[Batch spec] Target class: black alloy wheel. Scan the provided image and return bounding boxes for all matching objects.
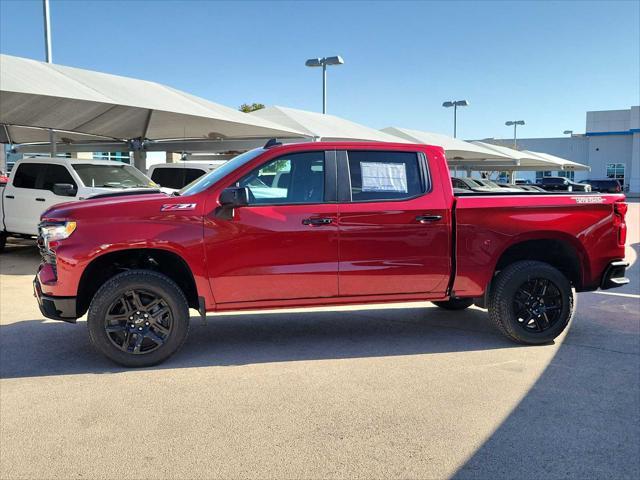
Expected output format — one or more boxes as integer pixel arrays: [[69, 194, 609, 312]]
[[512, 278, 563, 333], [104, 289, 174, 354]]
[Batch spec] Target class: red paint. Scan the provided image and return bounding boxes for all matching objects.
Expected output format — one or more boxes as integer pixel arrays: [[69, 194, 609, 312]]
[[37, 142, 627, 317]]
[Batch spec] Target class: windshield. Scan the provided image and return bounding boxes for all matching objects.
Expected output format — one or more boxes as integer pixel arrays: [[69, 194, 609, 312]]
[[179, 148, 265, 196], [73, 164, 156, 189]]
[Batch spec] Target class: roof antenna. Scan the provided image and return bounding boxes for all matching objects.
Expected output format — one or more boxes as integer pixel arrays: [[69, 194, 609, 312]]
[[264, 138, 282, 149]]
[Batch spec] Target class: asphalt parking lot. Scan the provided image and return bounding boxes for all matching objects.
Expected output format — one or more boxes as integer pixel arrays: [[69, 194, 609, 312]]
[[1, 203, 638, 479]]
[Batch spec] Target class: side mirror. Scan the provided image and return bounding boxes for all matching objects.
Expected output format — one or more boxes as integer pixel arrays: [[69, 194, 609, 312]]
[[219, 187, 249, 208], [53, 183, 77, 197]]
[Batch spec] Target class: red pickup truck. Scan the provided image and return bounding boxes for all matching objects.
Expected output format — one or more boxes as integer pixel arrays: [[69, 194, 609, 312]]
[[34, 141, 629, 367]]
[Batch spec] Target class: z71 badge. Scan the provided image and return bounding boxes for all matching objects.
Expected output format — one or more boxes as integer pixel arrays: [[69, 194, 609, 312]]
[[161, 203, 197, 211]]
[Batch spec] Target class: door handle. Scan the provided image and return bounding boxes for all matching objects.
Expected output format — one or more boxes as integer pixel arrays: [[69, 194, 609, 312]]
[[302, 217, 333, 226], [416, 214, 442, 223], [5, 195, 14, 199], [36, 198, 46, 202]]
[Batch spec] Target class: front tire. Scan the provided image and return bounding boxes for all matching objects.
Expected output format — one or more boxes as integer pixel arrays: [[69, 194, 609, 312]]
[[488, 260, 574, 344], [87, 270, 190, 367]]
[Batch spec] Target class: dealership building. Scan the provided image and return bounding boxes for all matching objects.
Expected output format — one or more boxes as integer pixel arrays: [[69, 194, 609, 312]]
[[484, 106, 639, 195]]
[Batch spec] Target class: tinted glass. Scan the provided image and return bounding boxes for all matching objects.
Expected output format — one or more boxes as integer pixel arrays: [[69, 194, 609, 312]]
[[180, 148, 265, 196], [42, 165, 77, 192], [12, 163, 41, 189], [543, 178, 565, 184], [73, 164, 153, 188], [151, 168, 207, 189], [184, 168, 206, 185], [348, 151, 424, 201], [238, 152, 325, 205]]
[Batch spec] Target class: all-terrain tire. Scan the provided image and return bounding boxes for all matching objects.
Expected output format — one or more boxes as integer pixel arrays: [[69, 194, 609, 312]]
[[432, 298, 474, 310], [488, 260, 574, 344], [87, 270, 190, 367]]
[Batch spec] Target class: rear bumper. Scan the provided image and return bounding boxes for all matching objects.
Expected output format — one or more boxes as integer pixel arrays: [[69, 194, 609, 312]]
[[33, 276, 77, 323], [600, 260, 630, 290]]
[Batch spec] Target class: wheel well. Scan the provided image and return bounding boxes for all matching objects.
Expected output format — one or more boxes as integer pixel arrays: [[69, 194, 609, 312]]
[[494, 239, 582, 288], [77, 249, 199, 317]]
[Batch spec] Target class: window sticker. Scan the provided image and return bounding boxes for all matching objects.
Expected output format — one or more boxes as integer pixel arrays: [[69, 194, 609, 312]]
[[360, 161, 408, 193]]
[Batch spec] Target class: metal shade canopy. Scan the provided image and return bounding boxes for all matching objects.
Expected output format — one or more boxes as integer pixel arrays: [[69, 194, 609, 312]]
[[469, 142, 589, 171], [381, 127, 512, 161], [250, 106, 408, 143], [0, 54, 307, 144]]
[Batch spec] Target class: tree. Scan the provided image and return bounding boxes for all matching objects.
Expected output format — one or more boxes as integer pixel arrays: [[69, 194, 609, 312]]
[[239, 103, 265, 113]]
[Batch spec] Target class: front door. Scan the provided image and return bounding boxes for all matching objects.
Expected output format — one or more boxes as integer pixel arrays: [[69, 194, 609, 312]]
[[336, 149, 451, 297], [205, 150, 339, 305], [4, 163, 78, 235]]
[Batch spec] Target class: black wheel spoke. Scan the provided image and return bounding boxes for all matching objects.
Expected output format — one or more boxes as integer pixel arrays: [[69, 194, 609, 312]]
[[129, 290, 145, 311], [145, 330, 165, 346], [121, 331, 132, 352], [105, 324, 127, 333], [132, 334, 145, 353]]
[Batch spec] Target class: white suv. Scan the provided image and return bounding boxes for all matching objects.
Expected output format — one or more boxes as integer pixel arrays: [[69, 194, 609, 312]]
[[1, 157, 159, 241]]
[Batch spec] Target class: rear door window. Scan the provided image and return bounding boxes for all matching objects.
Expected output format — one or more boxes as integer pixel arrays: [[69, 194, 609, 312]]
[[346, 151, 426, 201], [11, 163, 42, 189]]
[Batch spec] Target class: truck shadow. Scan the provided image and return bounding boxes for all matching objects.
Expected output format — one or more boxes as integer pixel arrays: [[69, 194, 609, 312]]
[[0, 306, 517, 379]]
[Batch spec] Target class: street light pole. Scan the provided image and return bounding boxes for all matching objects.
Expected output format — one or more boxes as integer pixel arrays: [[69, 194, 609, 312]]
[[42, 0, 56, 157], [305, 56, 344, 114], [442, 100, 469, 138], [322, 63, 327, 114], [505, 120, 525, 148], [43, 0, 52, 63]]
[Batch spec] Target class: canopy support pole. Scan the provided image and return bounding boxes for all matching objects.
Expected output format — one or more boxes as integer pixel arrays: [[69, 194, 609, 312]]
[[132, 150, 147, 172], [49, 129, 57, 157]]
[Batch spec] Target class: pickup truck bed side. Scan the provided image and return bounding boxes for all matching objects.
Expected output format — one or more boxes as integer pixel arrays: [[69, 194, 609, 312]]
[[454, 194, 627, 297]]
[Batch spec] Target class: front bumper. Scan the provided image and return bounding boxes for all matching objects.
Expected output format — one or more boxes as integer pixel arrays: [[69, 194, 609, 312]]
[[600, 260, 630, 290], [33, 276, 77, 323]]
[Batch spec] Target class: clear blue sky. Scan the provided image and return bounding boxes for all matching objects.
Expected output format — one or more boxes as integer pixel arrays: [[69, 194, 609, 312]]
[[1, 0, 638, 139]]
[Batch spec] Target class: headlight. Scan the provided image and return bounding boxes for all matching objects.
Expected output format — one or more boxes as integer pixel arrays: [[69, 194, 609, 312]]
[[40, 221, 76, 249]]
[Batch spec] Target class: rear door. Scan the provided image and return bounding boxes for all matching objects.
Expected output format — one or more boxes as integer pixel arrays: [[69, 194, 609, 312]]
[[206, 150, 339, 304], [336, 149, 451, 297]]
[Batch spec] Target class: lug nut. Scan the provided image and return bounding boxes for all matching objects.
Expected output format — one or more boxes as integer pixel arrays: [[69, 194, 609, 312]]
[[145, 322, 149, 326], [138, 327, 143, 331]]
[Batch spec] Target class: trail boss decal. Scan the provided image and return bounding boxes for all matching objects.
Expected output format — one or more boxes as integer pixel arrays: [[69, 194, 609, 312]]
[[161, 203, 197, 211], [572, 196, 605, 204]]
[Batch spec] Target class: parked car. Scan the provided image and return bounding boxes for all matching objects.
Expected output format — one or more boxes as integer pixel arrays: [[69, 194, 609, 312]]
[[147, 161, 224, 189], [539, 176, 592, 192], [1, 157, 160, 245], [515, 179, 533, 185], [34, 141, 629, 367], [475, 180, 523, 192], [519, 185, 548, 192], [451, 177, 494, 192], [0, 170, 8, 186], [580, 179, 622, 193]]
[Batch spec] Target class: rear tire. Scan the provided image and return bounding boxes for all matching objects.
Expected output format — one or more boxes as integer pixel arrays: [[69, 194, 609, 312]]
[[488, 260, 574, 344], [0, 232, 7, 253], [87, 270, 190, 367], [432, 298, 474, 310]]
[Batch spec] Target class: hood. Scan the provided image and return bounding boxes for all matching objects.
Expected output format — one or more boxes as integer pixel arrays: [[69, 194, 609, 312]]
[[41, 191, 171, 222]]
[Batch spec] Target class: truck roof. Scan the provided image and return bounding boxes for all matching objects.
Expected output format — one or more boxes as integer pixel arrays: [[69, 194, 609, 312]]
[[14, 156, 135, 167]]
